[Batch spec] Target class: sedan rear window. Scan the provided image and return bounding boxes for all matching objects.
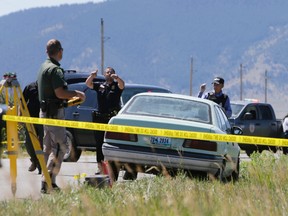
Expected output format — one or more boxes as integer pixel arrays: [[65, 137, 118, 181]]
[[121, 87, 171, 105], [123, 95, 210, 123]]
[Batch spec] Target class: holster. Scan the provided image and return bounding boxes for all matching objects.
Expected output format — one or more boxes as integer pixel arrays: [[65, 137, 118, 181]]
[[41, 99, 66, 118], [47, 102, 59, 118], [40, 100, 47, 112]]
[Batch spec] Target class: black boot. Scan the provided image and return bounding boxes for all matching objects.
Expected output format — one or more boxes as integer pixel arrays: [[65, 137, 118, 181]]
[[41, 182, 61, 194], [37, 163, 42, 175], [28, 159, 37, 172], [40, 181, 48, 194], [52, 183, 61, 191]]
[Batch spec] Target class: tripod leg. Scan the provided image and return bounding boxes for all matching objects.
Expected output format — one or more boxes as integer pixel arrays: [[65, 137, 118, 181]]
[[6, 105, 18, 196]]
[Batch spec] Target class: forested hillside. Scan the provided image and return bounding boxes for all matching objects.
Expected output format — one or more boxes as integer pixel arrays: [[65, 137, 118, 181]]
[[1, 0, 288, 116]]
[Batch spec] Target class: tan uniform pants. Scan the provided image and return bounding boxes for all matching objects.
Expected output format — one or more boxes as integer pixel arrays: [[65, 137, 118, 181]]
[[40, 108, 67, 184]]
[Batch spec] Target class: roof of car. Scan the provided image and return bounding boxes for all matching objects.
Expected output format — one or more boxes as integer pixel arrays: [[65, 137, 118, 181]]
[[64, 70, 105, 84]]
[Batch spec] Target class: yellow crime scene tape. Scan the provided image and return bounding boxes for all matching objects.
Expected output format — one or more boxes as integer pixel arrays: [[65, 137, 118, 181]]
[[3, 114, 288, 147]]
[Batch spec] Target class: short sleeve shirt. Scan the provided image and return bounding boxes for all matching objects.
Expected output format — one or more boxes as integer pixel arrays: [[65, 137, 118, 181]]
[[93, 81, 123, 114], [37, 58, 67, 102], [283, 117, 288, 132]]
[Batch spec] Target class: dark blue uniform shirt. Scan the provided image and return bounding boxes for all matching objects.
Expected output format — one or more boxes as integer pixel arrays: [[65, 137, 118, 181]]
[[93, 81, 123, 114]]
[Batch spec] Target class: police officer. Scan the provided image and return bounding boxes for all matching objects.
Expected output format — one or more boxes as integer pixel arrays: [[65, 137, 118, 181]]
[[198, 77, 232, 118], [282, 114, 288, 154], [85, 67, 124, 174], [37, 39, 85, 193], [22, 81, 43, 174]]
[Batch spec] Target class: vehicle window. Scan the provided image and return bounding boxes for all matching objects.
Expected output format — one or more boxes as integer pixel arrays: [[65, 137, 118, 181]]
[[215, 105, 230, 132], [123, 95, 211, 123], [68, 85, 97, 108], [259, 105, 273, 120], [121, 87, 171, 105], [241, 105, 257, 120], [230, 103, 245, 117], [220, 108, 232, 130]]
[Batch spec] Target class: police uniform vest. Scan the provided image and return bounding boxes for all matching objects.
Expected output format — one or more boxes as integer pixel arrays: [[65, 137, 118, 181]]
[[207, 92, 227, 108]]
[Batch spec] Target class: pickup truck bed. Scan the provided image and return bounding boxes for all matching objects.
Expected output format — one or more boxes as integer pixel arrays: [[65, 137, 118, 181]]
[[229, 101, 284, 156]]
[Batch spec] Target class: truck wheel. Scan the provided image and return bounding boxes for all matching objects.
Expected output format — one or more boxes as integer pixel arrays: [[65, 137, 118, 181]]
[[63, 130, 82, 162]]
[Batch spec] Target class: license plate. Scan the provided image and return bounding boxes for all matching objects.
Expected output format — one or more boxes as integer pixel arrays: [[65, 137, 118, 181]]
[[150, 136, 171, 145]]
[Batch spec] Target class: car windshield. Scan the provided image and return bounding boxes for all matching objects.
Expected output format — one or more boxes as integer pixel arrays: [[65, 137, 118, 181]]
[[123, 95, 210, 123], [230, 103, 245, 117]]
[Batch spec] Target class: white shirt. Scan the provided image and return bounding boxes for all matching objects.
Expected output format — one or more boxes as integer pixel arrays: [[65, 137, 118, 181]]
[[283, 117, 288, 132]]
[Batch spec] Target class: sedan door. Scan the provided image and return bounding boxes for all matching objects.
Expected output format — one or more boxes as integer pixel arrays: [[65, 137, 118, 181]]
[[236, 104, 263, 137]]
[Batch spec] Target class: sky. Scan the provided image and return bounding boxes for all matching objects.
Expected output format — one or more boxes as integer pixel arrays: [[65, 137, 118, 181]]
[[0, 0, 106, 17]]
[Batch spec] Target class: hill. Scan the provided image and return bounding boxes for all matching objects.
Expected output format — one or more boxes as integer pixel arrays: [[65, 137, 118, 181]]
[[0, 0, 288, 117]]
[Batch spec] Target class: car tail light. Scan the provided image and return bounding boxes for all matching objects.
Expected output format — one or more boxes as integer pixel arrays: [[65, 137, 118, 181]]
[[105, 132, 138, 142], [183, 139, 217, 151]]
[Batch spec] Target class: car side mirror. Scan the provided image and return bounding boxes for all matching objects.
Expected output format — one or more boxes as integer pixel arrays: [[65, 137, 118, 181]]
[[231, 126, 243, 135], [243, 112, 253, 120]]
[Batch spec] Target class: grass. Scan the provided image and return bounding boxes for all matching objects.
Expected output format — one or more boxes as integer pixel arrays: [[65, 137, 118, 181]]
[[1, 151, 288, 216]]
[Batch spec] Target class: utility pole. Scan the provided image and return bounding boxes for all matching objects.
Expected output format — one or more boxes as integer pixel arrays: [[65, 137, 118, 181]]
[[240, 63, 243, 101], [265, 70, 268, 103], [101, 18, 104, 75], [190, 57, 193, 96]]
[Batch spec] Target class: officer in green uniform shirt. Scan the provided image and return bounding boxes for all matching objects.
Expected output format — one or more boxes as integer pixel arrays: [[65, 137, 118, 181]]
[[37, 39, 85, 194]]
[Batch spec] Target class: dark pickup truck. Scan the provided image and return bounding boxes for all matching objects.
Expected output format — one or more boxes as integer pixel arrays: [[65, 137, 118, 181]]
[[229, 101, 284, 156]]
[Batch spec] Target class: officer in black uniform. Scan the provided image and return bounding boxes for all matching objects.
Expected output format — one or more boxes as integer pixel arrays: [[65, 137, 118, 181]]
[[85, 67, 125, 174], [197, 77, 232, 118], [22, 81, 43, 174]]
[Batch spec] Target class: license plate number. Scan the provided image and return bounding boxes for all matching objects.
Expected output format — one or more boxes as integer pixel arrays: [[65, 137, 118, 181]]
[[150, 137, 171, 145]]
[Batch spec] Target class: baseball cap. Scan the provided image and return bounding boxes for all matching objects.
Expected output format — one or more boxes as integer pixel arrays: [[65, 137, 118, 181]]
[[212, 77, 224, 85]]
